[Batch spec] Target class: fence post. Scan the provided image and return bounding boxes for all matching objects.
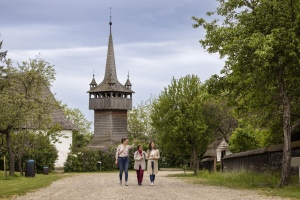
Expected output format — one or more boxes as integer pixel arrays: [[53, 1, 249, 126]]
[[213, 157, 217, 172]]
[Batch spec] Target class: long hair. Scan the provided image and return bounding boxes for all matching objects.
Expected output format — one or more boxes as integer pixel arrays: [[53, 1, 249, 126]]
[[148, 141, 155, 151], [121, 138, 127, 144]]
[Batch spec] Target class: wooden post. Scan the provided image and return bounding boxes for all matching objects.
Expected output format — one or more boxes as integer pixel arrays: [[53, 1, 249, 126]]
[[298, 166, 300, 183], [4, 156, 7, 179], [213, 157, 217, 172]]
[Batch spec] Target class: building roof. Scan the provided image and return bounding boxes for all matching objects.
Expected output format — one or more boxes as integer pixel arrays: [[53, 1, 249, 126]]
[[44, 86, 76, 130], [217, 140, 229, 150], [24, 86, 76, 130], [223, 140, 300, 159], [89, 75, 97, 86], [203, 140, 222, 158], [87, 30, 134, 94]]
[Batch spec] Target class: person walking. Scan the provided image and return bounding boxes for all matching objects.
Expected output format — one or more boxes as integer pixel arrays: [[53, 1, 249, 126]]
[[146, 141, 160, 186], [134, 144, 146, 186], [115, 138, 135, 186]]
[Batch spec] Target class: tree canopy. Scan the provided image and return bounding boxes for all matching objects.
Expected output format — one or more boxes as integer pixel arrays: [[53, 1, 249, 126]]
[[193, 0, 300, 186], [151, 75, 216, 175], [127, 97, 156, 144], [0, 58, 57, 175]]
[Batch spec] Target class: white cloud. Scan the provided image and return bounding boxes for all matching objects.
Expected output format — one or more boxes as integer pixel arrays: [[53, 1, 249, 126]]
[[1, 0, 225, 124]]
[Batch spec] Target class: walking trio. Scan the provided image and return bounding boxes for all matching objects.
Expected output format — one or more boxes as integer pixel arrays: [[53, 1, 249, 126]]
[[115, 138, 160, 186]]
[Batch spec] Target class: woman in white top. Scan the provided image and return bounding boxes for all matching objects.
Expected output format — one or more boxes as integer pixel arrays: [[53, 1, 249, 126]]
[[146, 141, 160, 186], [115, 138, 135, 186]]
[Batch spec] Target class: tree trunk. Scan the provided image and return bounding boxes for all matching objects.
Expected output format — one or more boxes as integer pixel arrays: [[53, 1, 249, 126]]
[[279, 68, 291, 187], [18, 157, 23, 176], [5, 131, 15, 176], [193, 147, 198, 175]]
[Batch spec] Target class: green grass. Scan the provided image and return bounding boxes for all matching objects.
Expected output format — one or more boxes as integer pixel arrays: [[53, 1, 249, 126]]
[[168, 170, 300, 199], [0, 171, 76, 199]]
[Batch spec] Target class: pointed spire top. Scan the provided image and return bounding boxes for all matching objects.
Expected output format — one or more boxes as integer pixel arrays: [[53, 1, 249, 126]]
[[125, 71, 132, 88], [109, 7, 112, 34], [89, 70, 97, 88]]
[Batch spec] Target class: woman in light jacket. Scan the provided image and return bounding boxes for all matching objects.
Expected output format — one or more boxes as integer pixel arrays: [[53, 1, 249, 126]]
[[146, 141, 160, 186], [134, 144, 146, 186]]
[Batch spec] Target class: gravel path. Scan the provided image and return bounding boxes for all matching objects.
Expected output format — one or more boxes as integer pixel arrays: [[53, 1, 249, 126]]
[[13, 171, 292, 200]]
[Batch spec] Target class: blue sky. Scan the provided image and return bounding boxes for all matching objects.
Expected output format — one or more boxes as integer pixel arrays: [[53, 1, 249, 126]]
[[0, 0, 224, 124]]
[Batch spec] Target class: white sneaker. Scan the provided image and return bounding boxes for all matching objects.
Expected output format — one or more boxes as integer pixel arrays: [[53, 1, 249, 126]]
[[151, 182, 153, 186], [125, 182, 128, 186]]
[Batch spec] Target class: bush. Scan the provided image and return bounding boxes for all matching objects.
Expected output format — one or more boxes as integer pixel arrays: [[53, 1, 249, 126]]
[[64, 146, 118, 172]]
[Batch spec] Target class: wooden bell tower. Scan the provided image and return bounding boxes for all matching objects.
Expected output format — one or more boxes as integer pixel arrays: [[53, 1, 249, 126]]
[[87, 14, 134, 148]]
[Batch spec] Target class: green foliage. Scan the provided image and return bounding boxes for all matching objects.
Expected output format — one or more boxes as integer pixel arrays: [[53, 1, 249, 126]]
[[64, 147, 118, 172], [172, 170, 300, 198], [0, 39, 7, 62], [62, 105, 93, 150], [228, 125, 260, 153], [127, 96, 156, 143], [0, 58, 57, 131], [1, 131, 58, 173], [71, 130, 92, 149], [0, 57, 58, 175], [62, 105, 93, 136], [193, 0, 300, 186], [151, 75, 216, 174]]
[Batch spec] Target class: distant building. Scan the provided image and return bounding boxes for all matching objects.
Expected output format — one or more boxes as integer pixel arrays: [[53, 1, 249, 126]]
[[20, 86, 75, 169], [202, 139, 231, 171], [43, 87, 76, 168], [87, 18, 134, 148]]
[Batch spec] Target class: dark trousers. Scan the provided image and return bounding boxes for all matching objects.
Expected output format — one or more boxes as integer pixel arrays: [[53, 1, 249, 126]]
[[136, 165, 144, 184], [150, 161, 155, 182], [118, 157, 129, 182]]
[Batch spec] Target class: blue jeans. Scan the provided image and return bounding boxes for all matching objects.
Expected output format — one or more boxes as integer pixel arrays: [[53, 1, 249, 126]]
[[150, 174, 155, 182], [150, 161, 155, 182], [118, 157, 129, 182]]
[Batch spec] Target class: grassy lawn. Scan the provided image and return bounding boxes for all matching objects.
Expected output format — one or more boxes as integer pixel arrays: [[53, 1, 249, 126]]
[[169, 170, 300, 199], [0, 171, 76, 199]]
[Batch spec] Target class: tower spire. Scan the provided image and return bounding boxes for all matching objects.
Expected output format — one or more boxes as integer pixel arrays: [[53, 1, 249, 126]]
[[109, 7, 112, 35]]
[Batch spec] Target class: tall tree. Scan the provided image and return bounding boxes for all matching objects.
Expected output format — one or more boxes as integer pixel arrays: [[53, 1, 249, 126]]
[[151, 75, 214, 175], [193, 0, 300, 186], [127, 97, 156, 143], [0, 58, 57, 175]]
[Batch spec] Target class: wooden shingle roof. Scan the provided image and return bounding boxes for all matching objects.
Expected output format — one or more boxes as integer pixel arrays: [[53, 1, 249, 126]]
[[44, 86, 76, 130], [87, 33, 134, 94], [223, 140, 300, 159]]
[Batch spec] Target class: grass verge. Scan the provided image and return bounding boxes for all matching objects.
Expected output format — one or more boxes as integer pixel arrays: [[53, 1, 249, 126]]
[[0, 171, 76, 199], [168, 170, 300, 199]]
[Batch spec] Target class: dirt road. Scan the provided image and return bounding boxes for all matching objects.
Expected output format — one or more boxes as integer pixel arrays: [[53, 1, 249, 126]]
[[13, 171, 292, 200]]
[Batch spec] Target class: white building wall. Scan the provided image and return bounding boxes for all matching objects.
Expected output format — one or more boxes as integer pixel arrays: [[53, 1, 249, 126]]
[[53, 130, 72, 168]]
